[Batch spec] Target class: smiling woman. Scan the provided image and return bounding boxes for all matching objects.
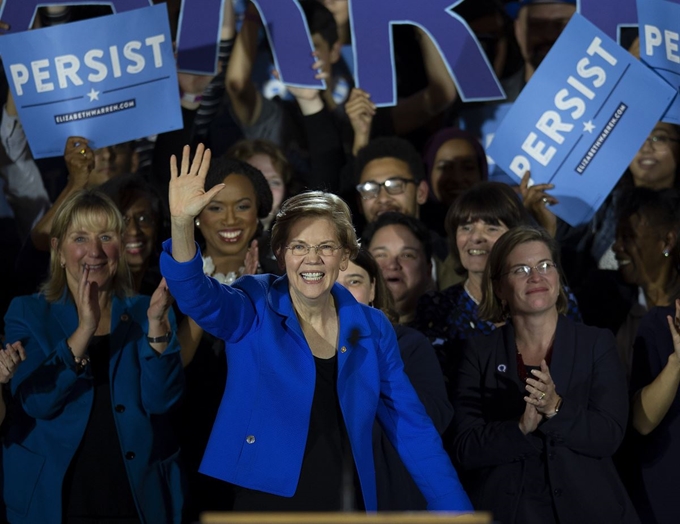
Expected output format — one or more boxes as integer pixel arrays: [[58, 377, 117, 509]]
[[3, 189, 184, 524], [161, 144, 473, 513], [451, 226, 639, 524]]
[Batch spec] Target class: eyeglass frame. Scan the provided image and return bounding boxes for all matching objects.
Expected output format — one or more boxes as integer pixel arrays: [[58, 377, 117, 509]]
[[284, 243, 344, 257], [123, 213, 156, 229], [500, 260, 558, 279], [644, 133, 680, 150], [355, 177, 417, 200]]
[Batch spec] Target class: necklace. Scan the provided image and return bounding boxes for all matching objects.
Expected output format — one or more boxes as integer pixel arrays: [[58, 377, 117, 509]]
[[202, 255, 244, 286], [464, 279, 480, 305]]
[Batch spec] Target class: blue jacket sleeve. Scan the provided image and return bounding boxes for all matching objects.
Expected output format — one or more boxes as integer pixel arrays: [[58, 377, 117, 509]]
[[5, 297, 81, 420], [374, 316, 472, 511], [160, 239, 257, 341], [137, 305, 185, 414]]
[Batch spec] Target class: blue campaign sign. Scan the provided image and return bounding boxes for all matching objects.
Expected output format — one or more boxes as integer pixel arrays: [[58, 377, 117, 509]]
[[577, 0, 637, 42], [350, 0, 504, 107], [487, 13, 677, 227], [637, 0, 680, 125], [0, 4, 182, 159]]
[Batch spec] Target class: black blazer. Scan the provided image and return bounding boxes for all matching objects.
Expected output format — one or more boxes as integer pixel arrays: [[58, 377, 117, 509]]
[[451, 315, 639, 524]]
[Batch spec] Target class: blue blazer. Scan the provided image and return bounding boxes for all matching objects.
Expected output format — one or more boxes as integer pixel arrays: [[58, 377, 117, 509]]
[[160, 242, 471, 512], [2, 293, 185, 524]]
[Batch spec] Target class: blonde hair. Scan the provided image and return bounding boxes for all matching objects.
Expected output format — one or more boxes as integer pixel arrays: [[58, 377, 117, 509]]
[[41, 189, 133, 302], [271, 191, 359, 264], [478, 226, 568, 323]]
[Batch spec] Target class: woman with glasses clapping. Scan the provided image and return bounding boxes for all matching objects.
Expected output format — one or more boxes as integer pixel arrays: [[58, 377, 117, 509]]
[[450, 226, 640, 524]]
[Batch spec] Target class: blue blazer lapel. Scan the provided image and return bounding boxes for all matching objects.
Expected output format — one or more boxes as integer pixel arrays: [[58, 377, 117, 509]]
[[109, 296, 133, 378], [52, 297, 79, 343]]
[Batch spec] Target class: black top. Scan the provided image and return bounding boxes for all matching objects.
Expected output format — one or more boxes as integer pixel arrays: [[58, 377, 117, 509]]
[[233, 354, 361, 511], [62, 335, 138, 520]]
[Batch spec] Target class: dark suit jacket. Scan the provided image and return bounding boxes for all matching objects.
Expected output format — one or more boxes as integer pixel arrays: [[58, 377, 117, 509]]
[[451, 315, 640, 524]]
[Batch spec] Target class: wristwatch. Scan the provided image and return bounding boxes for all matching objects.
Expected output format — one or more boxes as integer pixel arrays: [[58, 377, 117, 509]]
[[147, 331, 172, 344]]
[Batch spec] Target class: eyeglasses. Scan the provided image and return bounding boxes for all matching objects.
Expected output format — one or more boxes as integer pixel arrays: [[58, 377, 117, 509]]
[[285, 243, 343, 257], [502, 261, 558, 278], [123, 213, 155, 229], [356, 177, 416, 200], [645, 133, 680, 150]]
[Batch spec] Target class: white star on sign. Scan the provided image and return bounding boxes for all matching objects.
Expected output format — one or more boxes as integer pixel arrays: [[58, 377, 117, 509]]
[[583, 120, 595, 133], [87, 89, 100, 102]]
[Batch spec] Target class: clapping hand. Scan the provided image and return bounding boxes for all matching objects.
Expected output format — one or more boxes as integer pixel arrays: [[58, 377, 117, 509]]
[[666, 298, 680, 358], [169, 144, 224, 224], [244, 240, 260, 275], [148, 278, 174, 323], [75, 266, 101, 334], [0, 342, 26, 384], [525, 360, 560, 417]]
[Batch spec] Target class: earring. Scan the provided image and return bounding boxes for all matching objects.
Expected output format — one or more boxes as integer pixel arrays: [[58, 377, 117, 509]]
[[60, 262, 65, 269], [664, 249, 670, 257], [195, 218, 200, 227]]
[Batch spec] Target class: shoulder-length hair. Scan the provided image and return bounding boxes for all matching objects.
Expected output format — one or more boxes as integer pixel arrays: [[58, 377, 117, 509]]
[[478, 226, 568, 323], [41, 189, 133, 302], [271, 191, 360, 265]]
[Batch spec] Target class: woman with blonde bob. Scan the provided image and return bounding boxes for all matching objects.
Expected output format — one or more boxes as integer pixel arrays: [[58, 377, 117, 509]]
[[3, 189, 185, 524], [451, 226, 639, 524], [161, 144, 472, 512]]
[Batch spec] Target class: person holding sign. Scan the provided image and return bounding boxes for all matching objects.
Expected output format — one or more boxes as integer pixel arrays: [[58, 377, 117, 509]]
[[161, 144, 473, 512], [451, 226, 639, 524]]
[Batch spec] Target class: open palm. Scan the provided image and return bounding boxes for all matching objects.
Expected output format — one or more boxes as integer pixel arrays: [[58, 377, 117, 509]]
[[169, 144, 224, 221]]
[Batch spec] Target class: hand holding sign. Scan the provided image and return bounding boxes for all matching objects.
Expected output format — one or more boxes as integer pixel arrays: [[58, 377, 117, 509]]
[[519, 171, 558, 237], [64, 136, 95, 187]]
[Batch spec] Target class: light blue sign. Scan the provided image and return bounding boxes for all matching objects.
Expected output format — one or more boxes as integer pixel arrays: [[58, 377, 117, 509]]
[[458, 103, 516, 185], [638, 0, 680, 125], [0, 4, 182, 159], [487, 13, 677, 227]]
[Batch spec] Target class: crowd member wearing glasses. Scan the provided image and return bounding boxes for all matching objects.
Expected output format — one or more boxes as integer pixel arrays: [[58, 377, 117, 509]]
[[98, 174, 167, 295], [161, 145, 473, 512], [413, 183, 581, 396], [355, 136, 454, 289], [451, 226, 639, 524], [523, 122, 680, 285]]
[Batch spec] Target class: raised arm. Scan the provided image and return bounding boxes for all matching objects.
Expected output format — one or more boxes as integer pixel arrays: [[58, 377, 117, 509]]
[[168, 144, 223, 262], [225, 2, 263, 127], [390, 28, 458, 136], [633, 300, 680, 435]]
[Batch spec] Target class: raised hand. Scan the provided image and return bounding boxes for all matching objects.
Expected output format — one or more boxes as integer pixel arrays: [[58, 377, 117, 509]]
[[519, 171, 558, 237], [244, 239, 260, 275], [169, 144, 223, 223], [666, 299, 680, 360], [0, 342, 27, 384], [64, 136, 95, 188], [73, 266, 101, 338], [148, 278, 174, 323], [345, 88, 376, 156], [525, 359, 560, 417]]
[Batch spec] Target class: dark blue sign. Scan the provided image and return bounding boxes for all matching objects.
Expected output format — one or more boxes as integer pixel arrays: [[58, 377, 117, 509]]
[[0, 4, 182, 158]]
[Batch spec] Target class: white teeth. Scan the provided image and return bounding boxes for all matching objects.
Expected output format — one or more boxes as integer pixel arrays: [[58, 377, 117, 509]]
[[468, 249, 488, 256], [640, 159, 656, 166], [301, 272, 323, 281], [218, 231, 241, 239], [84, 264, 104, 270], [618, 259, 631, 266], [126, 242, 143, 249]]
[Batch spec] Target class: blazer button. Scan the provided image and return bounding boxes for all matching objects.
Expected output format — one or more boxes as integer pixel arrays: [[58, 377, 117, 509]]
[[115, 404, 126, 413], [340, 346, 347, 353], [548, 452, 555, 460], [120, 314, 130, 322], [246, 435, 256, 444], [125, 451, 136, 460], [553, 488, 562, 496]]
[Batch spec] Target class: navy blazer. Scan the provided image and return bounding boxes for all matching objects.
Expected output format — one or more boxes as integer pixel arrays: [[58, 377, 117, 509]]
[[160, 242, 472, 512], [451, 315, 639, 524], [2, 293, 185, 524]]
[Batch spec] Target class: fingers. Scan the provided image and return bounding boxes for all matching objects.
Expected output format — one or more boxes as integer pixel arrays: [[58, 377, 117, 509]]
[[180, 144, 191, 177], [170, 154, 178, 180], [197, 146, 211, 179]]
